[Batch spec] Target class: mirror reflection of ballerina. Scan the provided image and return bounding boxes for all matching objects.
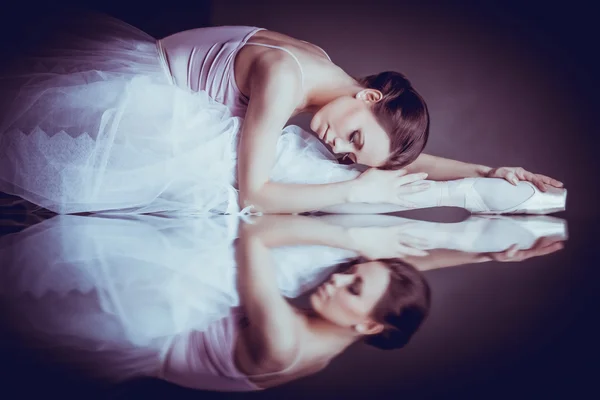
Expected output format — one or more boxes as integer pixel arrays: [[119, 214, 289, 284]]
[[0, 213, 565, 392], [165, 213, 566, 390], [0, 214, 429, 391]]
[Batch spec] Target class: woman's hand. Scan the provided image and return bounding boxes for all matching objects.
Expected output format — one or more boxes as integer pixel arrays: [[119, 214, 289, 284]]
[[350, 168, 430, 207], [485, 167, 563, 192], [348, 224, 430, 260], [479, 236, 564, 263]]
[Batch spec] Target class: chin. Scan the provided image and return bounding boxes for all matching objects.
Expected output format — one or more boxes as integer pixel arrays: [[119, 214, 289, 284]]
[[309, 115, 319, 133], [310, 108, 327, 132]]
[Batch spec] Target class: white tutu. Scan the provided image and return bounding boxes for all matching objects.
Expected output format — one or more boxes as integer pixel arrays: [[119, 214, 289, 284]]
[[0, 13, 360, 215]]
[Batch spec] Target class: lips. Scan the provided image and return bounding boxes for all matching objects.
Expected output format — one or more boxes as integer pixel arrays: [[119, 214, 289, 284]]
[[319, 282, 335, 299]]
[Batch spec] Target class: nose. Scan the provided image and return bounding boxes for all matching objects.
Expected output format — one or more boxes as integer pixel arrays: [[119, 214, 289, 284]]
[[331, 138, 352, 155]]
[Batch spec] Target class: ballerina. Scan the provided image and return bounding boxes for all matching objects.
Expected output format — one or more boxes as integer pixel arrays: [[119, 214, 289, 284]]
[[0, 12, 565, 215]]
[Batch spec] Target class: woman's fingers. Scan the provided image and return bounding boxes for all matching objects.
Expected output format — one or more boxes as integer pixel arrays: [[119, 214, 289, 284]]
[[492, 239, 564, 262], [395, 173, 429, 196], [541, 175, 563, 187], [531, 242, 564, 257], [397, 234, 430, 248], [397, 183, 431, 195], [532, 177, 548, 192], [510, 168, 563, 191], [534, 174, 563, 189], [505, 244, 520, 258], [396, 172, 428, 185], [519, 170, 547, 192], [395, 169, 409, 177], [505, 171, 519, 186], [397, 245, 429, 257]]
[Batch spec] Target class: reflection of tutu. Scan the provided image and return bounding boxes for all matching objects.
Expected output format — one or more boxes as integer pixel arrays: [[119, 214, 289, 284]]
[[0, 13, 361, 215], [0, 214, 355, 382]]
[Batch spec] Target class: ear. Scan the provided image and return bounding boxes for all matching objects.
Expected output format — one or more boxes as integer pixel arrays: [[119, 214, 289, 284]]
[[355, 89, 383, 104], [354, 320, 385, 335]]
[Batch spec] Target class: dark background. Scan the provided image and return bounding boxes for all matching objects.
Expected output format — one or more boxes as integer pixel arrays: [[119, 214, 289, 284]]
[[1, 1, 598, 399]]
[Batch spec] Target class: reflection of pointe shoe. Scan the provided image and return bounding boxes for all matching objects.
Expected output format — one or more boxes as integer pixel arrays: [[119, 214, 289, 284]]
[[467, 215, 568, 252], [408, 214, 568, 253], [392, 214, 568, 253], [459, 179, 567, 215]]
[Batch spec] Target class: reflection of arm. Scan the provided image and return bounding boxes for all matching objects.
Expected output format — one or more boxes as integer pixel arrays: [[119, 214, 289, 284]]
[[403, 249, 488, 272], [235, 221, 300, 370], [235, 215, 367, 370], [318, 202, 410, 214], [244, 215, 358, 250], [405, 237, 566, 271]]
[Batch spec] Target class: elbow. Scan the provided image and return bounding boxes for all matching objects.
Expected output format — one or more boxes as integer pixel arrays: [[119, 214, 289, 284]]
[[238, 185, 270, 214]]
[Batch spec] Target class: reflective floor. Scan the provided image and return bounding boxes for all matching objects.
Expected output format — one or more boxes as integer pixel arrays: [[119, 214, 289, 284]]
[[1, 195, 598, 399]]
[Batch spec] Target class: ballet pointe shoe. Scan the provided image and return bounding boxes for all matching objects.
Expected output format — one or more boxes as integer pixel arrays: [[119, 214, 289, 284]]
[[458, 179, 567, 215]]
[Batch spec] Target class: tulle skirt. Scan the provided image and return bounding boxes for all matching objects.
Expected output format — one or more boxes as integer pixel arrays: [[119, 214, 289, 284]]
[[0, 13, 360, 215]]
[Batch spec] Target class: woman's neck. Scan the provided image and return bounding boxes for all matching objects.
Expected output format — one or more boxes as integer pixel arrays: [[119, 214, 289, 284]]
[[301, 66, 363, 113], [298, 310, 360, 361]]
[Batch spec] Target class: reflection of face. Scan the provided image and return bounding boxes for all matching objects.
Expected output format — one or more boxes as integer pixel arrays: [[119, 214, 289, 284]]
[[310, 93, 391, 167], [309, 261, 391, 329]]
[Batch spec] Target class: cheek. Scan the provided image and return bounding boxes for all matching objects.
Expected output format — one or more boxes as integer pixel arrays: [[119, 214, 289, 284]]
[[327, 293, 364, 324], [312, 290, 364, 326], [331, 110, 357, 140]]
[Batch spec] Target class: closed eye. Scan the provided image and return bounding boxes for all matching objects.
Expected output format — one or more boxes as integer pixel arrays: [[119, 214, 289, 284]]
[[350, 130, 359, 144], [347, 276, 362, 296]]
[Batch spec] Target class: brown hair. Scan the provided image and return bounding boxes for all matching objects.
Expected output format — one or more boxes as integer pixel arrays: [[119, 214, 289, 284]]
[[335, 257, 431, 350], [357, 71, 430, 169]]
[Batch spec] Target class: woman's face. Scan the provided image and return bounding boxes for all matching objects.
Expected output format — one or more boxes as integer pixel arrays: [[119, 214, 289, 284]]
[[310, 91, 391, 167], [310, 261, 390, 331]]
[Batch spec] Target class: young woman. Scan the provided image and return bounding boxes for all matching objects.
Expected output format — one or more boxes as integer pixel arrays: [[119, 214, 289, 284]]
[[0, 12, 565, 215]]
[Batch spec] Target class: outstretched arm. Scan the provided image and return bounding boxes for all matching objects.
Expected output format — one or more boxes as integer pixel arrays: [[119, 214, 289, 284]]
[[406, 153, 563, 191], [405, 153, 490, 180]]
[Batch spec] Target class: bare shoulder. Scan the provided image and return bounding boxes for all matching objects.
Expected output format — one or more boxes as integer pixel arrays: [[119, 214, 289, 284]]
[[234, 316, 302, 376], [235, 43, 303, 101]]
